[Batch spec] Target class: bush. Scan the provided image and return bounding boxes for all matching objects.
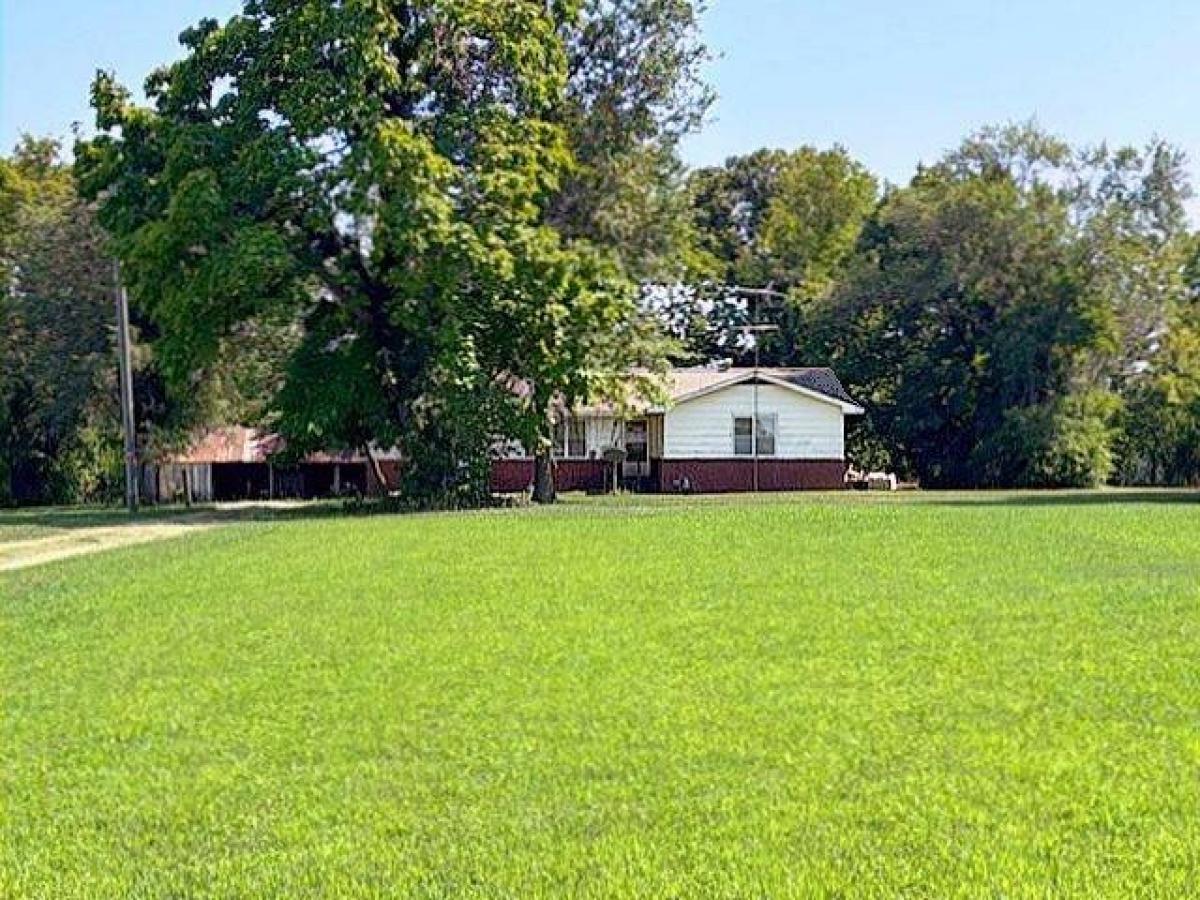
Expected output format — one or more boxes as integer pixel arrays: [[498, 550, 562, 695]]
[[51, 422, 124, 505], [1113, 325, 1200, 486], [973, 391, 1118, 488]]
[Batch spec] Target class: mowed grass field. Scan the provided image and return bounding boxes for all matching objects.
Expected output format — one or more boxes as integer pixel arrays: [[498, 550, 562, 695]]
[[3, 493, 1200, 897]]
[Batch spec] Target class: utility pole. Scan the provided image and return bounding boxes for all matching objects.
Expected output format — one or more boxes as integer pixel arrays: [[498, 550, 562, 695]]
[[114, 261, 139, 513], [743, 322, 777, 492], [733, 284, 785, 493]]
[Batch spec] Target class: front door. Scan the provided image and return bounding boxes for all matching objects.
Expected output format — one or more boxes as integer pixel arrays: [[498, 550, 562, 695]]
[[623, 419, 649, 479]]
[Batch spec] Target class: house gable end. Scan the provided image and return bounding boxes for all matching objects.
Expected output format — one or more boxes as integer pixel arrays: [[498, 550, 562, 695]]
[[664, 372, 864, 415]]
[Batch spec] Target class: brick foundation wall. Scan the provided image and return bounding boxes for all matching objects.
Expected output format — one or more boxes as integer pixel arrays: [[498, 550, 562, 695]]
[[658, 459, 847, 493], [457, 458, 846, 495], [490, 459, 534, 493], [490, 459, 611, 493]]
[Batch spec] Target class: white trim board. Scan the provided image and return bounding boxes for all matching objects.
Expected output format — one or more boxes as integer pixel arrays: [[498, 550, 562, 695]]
[[659, 371, 865, 416]]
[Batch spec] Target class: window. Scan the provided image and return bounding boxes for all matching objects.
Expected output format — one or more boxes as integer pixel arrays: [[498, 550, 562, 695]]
[[733, 415, 777, 456], [553, 414, 588, 459], [552, 417, 567, 458], [734, 417, 753, 455], [568, 417, 586, 458], [625, 420, 649, 463], [756, 414, 777, 456]]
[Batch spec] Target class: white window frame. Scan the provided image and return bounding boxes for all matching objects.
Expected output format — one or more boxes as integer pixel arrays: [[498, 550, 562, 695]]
[[625, 419, 649, 464], [568, 416, 587, 459], [733, 416, 754, 456], [553, 414, 589, 460], [756, 413, 778, 457], [732, 414, 777, 456]]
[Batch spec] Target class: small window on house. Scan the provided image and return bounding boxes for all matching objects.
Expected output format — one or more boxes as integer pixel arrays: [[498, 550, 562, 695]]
[[552, 414, 587, 458], [568, 417, 586, 458], [552, 417, 568, 458], [734, 415, 777, 455], [757, 414, 777, 456], [625, 419, 649, 463], [734, 417, 754, 455]]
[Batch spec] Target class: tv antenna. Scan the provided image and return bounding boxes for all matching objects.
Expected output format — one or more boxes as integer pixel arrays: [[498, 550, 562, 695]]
[[731, 284, 787, 491]]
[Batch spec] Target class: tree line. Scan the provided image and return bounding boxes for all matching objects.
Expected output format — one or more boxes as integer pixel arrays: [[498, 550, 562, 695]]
[[2, 0, 1198, 505], [673, 129, 1200, 488]]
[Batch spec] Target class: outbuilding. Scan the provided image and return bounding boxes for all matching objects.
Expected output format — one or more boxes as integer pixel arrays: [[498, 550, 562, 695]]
[[143, 427, 396, 503]]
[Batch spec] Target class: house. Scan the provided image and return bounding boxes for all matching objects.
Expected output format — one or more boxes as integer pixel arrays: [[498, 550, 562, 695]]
[[493, 367, 865, 493], [150, 366, 862, 502]]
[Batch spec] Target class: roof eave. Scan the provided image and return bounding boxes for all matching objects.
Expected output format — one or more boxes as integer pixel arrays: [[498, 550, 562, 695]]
[[670, 371, 864, 414]]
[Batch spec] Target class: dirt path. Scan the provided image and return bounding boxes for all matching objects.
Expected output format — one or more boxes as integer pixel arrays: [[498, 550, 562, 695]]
[[0, 521, 216, 573]]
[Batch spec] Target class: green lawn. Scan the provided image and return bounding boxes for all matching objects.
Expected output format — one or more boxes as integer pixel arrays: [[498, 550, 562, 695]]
[[4, 492, 1200, 897]]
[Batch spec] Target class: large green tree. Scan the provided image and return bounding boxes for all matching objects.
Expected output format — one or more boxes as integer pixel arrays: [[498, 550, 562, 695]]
[[1074, 140, 1194, 382], [1117, 316, 1200, 485], [809, 126, 1120, 487], [682, 146, 877, 364], [1115, 230, 1200, 485], [1070, 141, 1198, 484], [553, 0, 711, 282], [537, 0, 712, 497], [0, 151, 18, 498], [0, 138, 124, 504], [799, 124, 1200, 488], [79, 0, 690, 506]]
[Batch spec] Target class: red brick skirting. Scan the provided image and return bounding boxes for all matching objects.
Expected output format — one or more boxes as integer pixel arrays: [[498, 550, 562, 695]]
[[658, 459, 847, 493], [490, 459, 610, 493], [493, 459, 843, 494], [491, 459, 534, 493]]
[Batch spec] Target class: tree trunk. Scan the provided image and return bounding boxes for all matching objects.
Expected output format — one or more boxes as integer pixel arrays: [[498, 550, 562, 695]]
[[532, 449, 556, 504], [366, 446, 389, 498]]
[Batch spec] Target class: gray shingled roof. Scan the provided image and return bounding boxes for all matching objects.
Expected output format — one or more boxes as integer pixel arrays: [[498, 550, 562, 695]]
[[669, 367, 859, 407], [768, 368, 858, 406]]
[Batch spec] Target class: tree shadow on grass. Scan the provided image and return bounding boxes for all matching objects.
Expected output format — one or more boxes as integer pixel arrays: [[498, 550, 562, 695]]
[[0, 494, 530, 536], [919, 489, 1200, 509], [0, 500, 358, 534]]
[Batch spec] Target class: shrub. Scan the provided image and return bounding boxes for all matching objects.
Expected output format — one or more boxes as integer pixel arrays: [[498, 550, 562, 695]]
[[973, 391, 1119, 488]]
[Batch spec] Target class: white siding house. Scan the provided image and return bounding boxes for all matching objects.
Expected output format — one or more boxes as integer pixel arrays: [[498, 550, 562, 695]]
[[492, 367, 864, 493], [662, 383, 847, 460]]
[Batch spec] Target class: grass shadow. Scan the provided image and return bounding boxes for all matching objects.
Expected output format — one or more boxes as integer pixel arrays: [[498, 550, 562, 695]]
[[0, 500, 358, 535], [0, 493, 536, 538], [919, 489, 1200, 509], [5, 489, 1198, 536]]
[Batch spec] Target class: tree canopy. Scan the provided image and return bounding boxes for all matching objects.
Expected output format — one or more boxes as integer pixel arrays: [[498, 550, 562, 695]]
[[797, 126, 1195, 487], [680, 124, 1200, 488], [1, 139, 123, 503], [4, 8, 1197, 504], [78, 0, 707, 505], [678, 146, 877, 365]]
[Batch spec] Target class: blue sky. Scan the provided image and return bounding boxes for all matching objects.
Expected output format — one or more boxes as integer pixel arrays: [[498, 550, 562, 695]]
[[3, 0, 1199, 213]]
